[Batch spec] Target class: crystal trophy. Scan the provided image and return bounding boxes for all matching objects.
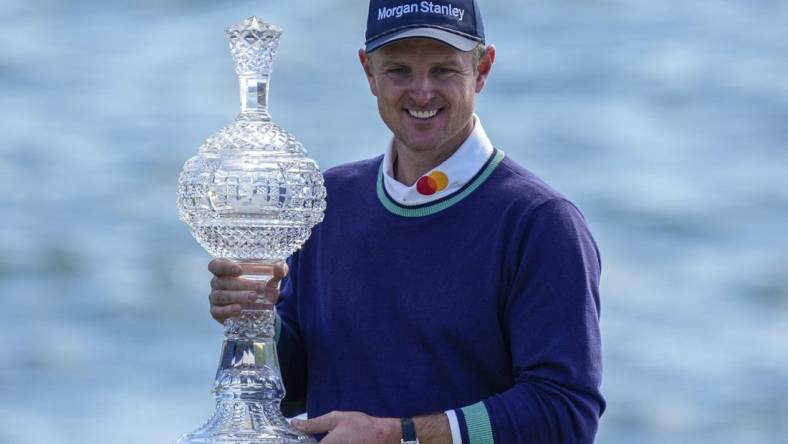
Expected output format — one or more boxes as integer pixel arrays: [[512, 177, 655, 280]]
[[176, 17, 325, 443]]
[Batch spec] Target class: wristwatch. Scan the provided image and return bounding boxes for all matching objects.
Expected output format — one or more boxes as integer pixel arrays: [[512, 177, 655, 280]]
[[400, 417, 420, 444]]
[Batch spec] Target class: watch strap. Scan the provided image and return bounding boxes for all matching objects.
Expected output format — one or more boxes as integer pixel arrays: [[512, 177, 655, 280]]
[[400, 417, 418, 443]]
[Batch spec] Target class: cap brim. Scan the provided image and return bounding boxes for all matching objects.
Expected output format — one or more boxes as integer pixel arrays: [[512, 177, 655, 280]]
[[366, 27, 480, 53]]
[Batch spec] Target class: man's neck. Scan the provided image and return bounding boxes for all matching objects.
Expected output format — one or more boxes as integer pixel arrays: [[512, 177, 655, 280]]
[[393, 118, 475, 186]]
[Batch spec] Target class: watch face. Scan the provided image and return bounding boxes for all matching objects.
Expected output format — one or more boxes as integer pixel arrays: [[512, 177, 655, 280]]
[[400, 417, 418, 443]]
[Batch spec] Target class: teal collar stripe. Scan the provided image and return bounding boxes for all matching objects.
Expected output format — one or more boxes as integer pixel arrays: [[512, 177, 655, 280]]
[[461, 401, 494, 444], [377, 149, 505, 217]]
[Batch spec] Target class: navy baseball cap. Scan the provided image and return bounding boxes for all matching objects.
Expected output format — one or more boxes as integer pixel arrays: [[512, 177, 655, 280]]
[[365, 0, 485, 53]]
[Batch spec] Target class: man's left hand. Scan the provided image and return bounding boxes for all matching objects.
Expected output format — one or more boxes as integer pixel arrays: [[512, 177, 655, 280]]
[[292, 411, 400, 443]]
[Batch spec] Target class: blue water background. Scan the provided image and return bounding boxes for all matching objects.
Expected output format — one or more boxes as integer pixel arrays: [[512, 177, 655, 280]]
[[1, 0, 787, 442]]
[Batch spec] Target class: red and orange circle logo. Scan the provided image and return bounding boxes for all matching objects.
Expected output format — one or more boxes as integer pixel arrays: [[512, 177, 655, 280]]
[[416, 171, 449, 195]]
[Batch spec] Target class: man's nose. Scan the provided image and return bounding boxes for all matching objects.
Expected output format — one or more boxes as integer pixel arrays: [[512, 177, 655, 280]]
[[407, 74, 437, 106]]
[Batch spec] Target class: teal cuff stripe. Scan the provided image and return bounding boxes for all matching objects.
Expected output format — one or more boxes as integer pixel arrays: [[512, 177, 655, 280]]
[[377, 149, 505, 218], [461, 401, 494, 444], [274, 310, 282, 343]]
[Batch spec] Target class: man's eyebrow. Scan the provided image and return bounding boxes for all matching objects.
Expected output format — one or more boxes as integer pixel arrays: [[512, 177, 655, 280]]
[[432, 59, 464, 67], [380, 57, 465, 67], [379, 60, 406, 67]]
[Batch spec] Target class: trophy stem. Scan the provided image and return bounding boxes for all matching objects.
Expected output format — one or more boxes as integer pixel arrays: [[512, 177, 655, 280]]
[[176, 260, 316, 443], [239, 75, 271, 120], [227, 260, 279, 340]]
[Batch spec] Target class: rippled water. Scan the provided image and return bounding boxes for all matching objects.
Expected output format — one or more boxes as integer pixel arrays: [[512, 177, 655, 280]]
[[1, 1, 787, 443]]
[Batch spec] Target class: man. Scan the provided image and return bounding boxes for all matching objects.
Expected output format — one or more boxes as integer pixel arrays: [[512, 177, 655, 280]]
[[208, 1, 604, 442]]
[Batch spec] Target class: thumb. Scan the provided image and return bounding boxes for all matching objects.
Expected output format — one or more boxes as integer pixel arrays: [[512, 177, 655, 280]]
[[292, 412, 337, 434], [259, 261, 288, 305], [267, 261, 289, 289]]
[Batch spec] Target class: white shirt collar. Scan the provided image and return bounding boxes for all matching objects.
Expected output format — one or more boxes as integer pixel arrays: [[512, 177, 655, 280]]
[[382, 115, 494, 206]]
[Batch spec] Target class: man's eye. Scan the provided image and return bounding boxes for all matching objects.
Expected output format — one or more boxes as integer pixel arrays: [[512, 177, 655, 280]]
[[434, 67, 456, 75], [386, 67, 408, 75]]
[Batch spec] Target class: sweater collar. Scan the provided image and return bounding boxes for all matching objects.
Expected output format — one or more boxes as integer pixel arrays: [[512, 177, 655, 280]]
[[381, 115, 494, 206]]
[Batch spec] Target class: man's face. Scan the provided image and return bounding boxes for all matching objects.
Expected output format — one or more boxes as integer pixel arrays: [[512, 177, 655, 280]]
[[360, 38, 493, 156]]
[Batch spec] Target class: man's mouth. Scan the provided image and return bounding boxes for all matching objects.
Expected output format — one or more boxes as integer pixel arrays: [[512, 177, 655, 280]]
[[406, 108, 440, 120]]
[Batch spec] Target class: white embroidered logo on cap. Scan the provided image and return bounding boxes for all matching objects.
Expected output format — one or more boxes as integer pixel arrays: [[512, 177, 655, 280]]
[[377, 2, 466, 21]]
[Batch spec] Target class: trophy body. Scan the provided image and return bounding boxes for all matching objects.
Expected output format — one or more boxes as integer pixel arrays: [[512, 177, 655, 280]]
[[176, 17, 325, 443]]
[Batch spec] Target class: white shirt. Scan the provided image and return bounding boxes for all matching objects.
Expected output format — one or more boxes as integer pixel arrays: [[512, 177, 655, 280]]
[[382, 115, 495, 206]]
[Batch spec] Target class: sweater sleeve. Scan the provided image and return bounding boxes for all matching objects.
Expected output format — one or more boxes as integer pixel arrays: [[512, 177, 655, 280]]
[[451, 198, 605, 443], [275, 251, 309, 417]]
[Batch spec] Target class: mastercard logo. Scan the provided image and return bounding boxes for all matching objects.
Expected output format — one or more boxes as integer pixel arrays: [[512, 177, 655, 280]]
[[416, 171, 449, 195]]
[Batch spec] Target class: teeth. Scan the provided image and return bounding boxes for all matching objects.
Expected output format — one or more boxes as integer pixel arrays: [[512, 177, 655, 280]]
[[407, 109, 439, 119]]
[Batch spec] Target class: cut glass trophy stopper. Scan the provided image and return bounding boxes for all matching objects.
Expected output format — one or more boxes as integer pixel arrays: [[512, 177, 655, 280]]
[[226, 16, 283, 77]]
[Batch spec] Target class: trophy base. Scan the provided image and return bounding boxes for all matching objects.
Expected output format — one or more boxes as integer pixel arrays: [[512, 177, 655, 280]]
[[176, 400, 316, 444], [177, 432, 314, 444]]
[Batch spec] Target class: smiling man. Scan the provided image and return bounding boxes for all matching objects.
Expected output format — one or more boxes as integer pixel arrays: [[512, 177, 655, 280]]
[[208, 1, 605, 443]]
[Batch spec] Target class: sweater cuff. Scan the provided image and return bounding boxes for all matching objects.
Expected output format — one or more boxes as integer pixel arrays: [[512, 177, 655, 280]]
[[445, 409, 462, 444], [453, 401, 494, 444]]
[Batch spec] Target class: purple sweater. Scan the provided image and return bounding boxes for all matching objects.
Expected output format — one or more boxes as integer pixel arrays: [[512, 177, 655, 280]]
[[276, 150, 605, 443]]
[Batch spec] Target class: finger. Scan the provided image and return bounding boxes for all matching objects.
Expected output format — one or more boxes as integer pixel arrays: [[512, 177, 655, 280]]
[[292, 412, 338, 434], [316, 430, 346, 444], [261, 262, 288, 295], [210, 304, 242, 323], [209, 290, 257, 307], [265, 261, 289, 290], [208, 258, 242, 277], [256, 262, 288, 304], [211, 276, 259, 291], [235, 262, 275, 276], [258, 286, 280, 305]]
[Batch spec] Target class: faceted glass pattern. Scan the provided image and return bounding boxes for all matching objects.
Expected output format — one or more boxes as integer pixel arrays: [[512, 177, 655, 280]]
[[226, 16, 282, 77], [177, 119, 326, 261]]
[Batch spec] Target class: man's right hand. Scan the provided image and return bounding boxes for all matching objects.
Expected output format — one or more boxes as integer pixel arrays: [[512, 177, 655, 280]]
[[208, 258, 289, 324]]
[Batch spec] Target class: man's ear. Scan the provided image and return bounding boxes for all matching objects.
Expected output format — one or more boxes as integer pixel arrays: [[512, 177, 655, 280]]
[[475, 44, 496, 94], [359, 49, 379, 97]]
